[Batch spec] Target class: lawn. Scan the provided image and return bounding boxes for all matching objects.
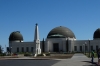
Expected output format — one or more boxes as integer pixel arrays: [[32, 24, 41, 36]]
[[32, 54, 74, 59]]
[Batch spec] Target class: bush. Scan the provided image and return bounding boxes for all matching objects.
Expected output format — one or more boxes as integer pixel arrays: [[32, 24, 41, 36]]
[[18, 52, 25, 54], [24, 53, 31, 56], [0, 53, 6, 56], [63, 52, 68, 54], [45, 53, 50, 56], [6, 54, 11, 56], [67, 51, 75, 54], [85, 52, 98, 58]]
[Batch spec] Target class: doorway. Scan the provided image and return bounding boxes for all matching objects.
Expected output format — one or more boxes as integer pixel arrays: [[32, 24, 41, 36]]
[[53, 43, 59, 52]]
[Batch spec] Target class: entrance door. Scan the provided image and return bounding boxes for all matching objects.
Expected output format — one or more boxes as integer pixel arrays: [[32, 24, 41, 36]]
[[53, 43, 59, 52]]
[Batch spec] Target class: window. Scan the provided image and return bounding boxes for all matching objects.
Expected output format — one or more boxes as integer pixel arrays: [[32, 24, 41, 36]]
[[31, 47, 34, 52], [85, 46, 88, 51], [22, 47, 24, 52], [74, 46, 77, 51], [91, 46, 93, 51], [26, 47, 29, 52], [80, 46, 82, 52], [96, 45, 98, 50], [17, 47, 19, 52]]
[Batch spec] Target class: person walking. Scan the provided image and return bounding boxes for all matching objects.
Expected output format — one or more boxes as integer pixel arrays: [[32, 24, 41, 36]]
[[91, 50, 95, 63], [97, 49, 100, 65], [97, 49, 99, 59]]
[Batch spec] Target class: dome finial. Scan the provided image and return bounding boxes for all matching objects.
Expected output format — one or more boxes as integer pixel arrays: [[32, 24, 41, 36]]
[[16, 31, 20, 33], [36, 23, 38, 26]]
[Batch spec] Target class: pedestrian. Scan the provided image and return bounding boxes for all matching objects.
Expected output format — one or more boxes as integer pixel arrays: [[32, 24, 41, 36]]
[[91, 50, 95, 63], [97, 49, 99, 59], [97, 48, 100, 65]]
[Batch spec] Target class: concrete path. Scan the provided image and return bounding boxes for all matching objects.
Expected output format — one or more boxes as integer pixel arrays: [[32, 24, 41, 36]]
[[52, 53, 98, 66], [1, 53, 98, 66]]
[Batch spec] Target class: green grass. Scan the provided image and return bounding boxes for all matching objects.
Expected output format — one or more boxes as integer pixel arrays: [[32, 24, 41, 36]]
[[85, 53, 98, 58]]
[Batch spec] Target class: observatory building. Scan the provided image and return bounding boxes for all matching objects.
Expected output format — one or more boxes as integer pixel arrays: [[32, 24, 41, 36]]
[[8, 24, 100, 53]]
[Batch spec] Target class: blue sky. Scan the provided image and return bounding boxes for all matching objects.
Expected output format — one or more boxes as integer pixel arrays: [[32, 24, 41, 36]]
[[0, 0, 100, 51]]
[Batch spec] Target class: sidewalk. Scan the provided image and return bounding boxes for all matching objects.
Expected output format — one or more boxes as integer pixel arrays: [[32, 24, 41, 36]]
[[52, 53, 98, 66], [0, 53, 98, 66]]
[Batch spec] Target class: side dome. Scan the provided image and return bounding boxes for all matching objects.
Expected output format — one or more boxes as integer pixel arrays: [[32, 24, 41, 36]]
[[47, 26, 76, 38], [9, 31, 23, 41], [93, 28, 100, 39]]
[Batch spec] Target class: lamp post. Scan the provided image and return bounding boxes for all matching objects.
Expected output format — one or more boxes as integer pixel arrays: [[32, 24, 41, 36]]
[[88, 39, 90, 57], [83, 42, 87, 55], [83, 44, 85, 54], [85, 42, 87, 55]]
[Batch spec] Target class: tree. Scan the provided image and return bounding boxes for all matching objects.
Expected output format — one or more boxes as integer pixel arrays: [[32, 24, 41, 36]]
[[0, 45, 3, 54], [42, 38, 45, 52]]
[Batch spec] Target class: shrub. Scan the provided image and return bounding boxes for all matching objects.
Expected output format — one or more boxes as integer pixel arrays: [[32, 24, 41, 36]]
[[45, 53, 50, 56], [0, 53, 6, 56], [24, 53, 31, 56], [71, 51, 75, 54], [18, 52, 25, 54], [7, 54, 11, 56]]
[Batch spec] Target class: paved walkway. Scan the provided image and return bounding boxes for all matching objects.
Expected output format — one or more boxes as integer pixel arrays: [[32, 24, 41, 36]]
[[52, 53, 98, 66], [1, 53, 98, 66]]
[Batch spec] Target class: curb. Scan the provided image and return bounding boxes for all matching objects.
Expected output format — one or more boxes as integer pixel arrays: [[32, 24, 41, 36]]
[[0, 58, 67, 60]]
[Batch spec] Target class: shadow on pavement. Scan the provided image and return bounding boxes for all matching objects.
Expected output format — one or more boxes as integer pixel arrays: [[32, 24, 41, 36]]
[[0, 59, 60, 66], [82, 61, 98, 66]]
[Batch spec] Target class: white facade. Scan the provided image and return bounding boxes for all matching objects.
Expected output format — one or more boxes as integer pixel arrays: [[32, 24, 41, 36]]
[[9, 42, 34, 53], [9, 38, 100, 53]]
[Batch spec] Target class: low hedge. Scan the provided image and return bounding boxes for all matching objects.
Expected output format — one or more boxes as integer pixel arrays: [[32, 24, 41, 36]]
[[24, 53, 31, 56], [45, 53, 50, 56], [0, 53, 6, 56]]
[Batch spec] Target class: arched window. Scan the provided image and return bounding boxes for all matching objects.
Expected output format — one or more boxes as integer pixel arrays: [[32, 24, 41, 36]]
[[17, 47, 19, 52], [96, 45, 98, 50], [74, 46, 77, 51], [22, 47, 24, 52], [31, 47, 34, 52], [91, 46, 93, 51], [80, 46, 82, 52], [26, 47, 29, 52]]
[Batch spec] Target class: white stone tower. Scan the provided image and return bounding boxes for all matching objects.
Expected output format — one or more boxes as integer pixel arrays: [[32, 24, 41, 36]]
[[34, 23, 41, 56]]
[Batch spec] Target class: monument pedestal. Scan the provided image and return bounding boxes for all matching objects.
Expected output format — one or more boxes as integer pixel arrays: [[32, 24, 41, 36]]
[[34, 54, 37, 57], [34, 48, 41, 57], [37, 48, 41, 54]]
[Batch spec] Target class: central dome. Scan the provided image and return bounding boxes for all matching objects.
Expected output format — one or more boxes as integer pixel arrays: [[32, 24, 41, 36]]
[[47, 26, 76, 38]]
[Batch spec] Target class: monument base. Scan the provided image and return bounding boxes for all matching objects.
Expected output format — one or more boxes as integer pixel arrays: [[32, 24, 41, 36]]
[[37, 48, 41, 54], [34, 54, 37, 57], [34, 48, 42, 57], [34, 53, 46, 57], [34, 48, 41, 54]]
